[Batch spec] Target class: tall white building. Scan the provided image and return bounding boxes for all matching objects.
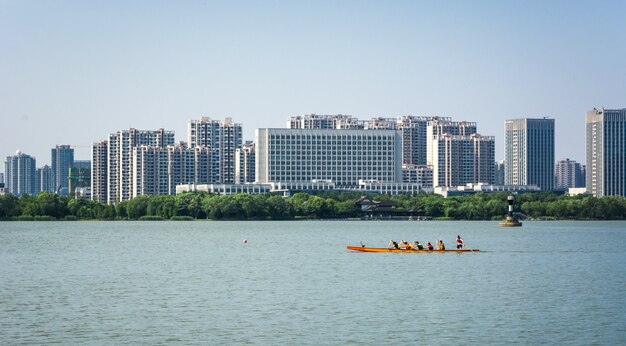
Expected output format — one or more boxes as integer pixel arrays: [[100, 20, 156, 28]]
[[187, 117, 242, 183], [91, 128, 175, 204], [504, 118, 555, 190], [256, 128, 402, 186], [109, 128, 174, 203], [397, 116, 448, 166], [235, 142, 255, 184], [426, 119, 477, 166], [431, 134, 495, 187], [91, 141, 108, 204], [586, 108, 626, 197], [132, 145, 216, 197]]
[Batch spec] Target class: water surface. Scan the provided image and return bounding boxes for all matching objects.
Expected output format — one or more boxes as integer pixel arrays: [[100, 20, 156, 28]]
[[1, 221, 624, 344]]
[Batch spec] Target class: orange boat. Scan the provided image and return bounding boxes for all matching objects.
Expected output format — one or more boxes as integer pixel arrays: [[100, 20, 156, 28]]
[[346, 246, 479, 253]]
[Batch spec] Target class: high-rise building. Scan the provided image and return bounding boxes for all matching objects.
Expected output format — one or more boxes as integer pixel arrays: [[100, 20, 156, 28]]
[[91, 128, 175, 204], [256, 128, 402, 186], [51, 145, 74, 195], [37, 165, 54, 193], [504, 118, 555, 190], [397, 116, 447, 165], [5, 151, 37, 196], [187, 117, 242, 183], [426, 119, 477, 166], [586, 108, 626, 197], [91, 141, 108, 204], [132, 145, 216, 197], [0, 172, 4, 184], [554, 159, 585, 190], [235, 142, 256, 184], [431, 134, 495, 187]]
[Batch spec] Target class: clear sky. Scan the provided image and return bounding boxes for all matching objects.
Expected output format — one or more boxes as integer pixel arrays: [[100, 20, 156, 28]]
[[1, 0, 625, 166]]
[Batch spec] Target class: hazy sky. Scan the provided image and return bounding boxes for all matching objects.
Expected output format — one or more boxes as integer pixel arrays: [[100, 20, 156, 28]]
[[2, 0, 625, 166]]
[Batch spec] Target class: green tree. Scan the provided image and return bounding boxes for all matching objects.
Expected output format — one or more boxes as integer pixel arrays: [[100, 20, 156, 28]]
[[0, 194, 20, 218], [126, 195, 149, 220]]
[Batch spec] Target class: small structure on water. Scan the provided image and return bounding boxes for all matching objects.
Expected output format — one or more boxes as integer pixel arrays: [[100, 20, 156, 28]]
[[500, 195, 522, 227]]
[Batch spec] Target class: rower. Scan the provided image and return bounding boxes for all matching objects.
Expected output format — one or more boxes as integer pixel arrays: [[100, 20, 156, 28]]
[[388, 240, 399, 249], [437, 240, 446, 250], [413, 241, 424, 250], [426, 242, 434, 250], [456, 235, 464, 249], [404, 241, 411, 250]]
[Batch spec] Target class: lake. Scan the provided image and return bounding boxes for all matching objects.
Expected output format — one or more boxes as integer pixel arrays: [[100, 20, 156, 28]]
[[1, 220, 625, 345]]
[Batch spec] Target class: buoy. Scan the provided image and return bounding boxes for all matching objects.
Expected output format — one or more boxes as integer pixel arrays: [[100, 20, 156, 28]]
[[243, 239, 248, 244]]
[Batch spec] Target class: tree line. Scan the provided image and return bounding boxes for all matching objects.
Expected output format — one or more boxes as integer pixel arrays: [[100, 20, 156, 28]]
[[0, 191, 625, 221]]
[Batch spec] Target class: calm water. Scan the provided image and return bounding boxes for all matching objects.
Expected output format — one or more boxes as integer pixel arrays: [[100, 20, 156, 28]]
[[1, 220, 624, 345]]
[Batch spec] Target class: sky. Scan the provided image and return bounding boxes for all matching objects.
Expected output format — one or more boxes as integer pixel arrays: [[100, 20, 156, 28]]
[[1, 0, 625, 167]]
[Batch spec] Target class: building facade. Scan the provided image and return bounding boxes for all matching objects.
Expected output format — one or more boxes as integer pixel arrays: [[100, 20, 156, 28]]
[[504, 118, 555, 190], [288, 114, 359, 129], [51, 145, 74, 195], [235, 142, 256, 184], [426, 119, 477, 166], [37, 165, 54, 193], [255, 128, 403, 186], [91, 141, 108, 204], [132, 145, 217, 197], [90, 128, 175, 204], [397, 116, 448, 165], [5, 151, 37, 196], [289, 114, 447, 166], [109, 128, 175, 203], [586, 108, 626, 197], [431, 134, 495, 187], [554, 159, 585, 190], [187, 117, 242, 183], [402, 164, 433, 188]]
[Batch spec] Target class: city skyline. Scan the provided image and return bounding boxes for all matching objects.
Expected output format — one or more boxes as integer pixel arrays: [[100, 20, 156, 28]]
[[2, 1, 625, 166]]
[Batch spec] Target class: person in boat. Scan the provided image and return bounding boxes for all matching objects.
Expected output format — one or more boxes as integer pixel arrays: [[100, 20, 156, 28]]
[[426, 241, 434, 250], [437, 240, 446, 250], [388, 240, 399, 249], [455, 235, 464, 249], [403, 241, 411, 250], [413, 241, 424, 250]]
